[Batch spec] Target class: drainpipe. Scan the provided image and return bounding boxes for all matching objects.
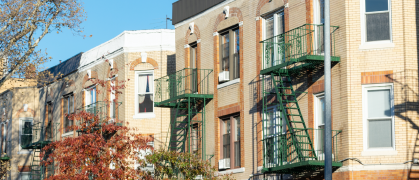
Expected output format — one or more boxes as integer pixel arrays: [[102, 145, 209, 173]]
[[324, 0, 332, 179]]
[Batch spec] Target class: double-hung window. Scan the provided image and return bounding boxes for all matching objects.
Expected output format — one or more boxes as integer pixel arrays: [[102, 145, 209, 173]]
[[135, 71, 154, 118], [314, 94, 325, 156], [220, 115, 241, 169], [189, 43, 198, 93], [219, 27, 240, 83], [63, 94, 74, 133], [263, 106, 286, 166], [362, 0, 392, 43], [85, 87, 96, 113], [363, 84, 394, 151], [110, 79, 116, 122], [45, 102, 53, 141], [263, 10, 285, 68], [20, 118, 32, 148]]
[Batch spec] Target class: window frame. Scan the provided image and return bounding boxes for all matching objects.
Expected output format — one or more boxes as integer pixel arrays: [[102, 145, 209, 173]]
[[19, 118, 33, 150], [134, 70, 155, 119], [314, 93, 325, 156], [109, 78, 116, 122], [362, 83, 395, 152], [63, 93, 74, 134], [220, 114, 241, 169], [360, 0, 393, 47], [218, 26, 240, 83], [84, 85, 96, 107], [20, 172, 30, 180], [262, 9, 285, 68]]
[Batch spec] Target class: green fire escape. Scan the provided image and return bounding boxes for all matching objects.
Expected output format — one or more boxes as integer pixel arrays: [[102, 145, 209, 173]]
[[155, 68, 213, 160], [21, 122, 60, 180], [260, 24, 342, 177]]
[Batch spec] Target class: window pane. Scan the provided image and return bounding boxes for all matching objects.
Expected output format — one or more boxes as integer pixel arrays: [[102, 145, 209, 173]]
[[235, 117, 240, 141], [366, 12, 390, 41], [317, 126, 325, 154], [233, 29, 240, 79], [138, 94, 153, 113], [235, 141, 240, 167], [265, 17, 274, 39], [368, 89, 391, 118], [70, 95, 74, 113], [222, 34, 229, 71], [368, 119, 392, 148], [366, 0, 388, 12], [138, 74, 153, 94], [21, 135, 32, 147], [318, 97, 325, 125], [23, 122, 32, 134], [21, 173, 30, 180], [277, 12, 285, 34], [223, 133, 230, 159]]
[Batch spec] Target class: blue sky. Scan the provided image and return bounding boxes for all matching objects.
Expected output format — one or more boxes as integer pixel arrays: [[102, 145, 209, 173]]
[[37, 0, 176, 69]]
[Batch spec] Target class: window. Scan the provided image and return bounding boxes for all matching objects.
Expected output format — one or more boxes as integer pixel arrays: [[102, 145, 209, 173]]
[[20, 172, 30, 180], [45, 102, 53, 141], [189, 43, 198, 93], [263, 10, 285, 68], [314, 0, 325, 54], [220, 115, 241, 169], [85, 86, 96, 112], [135, 71, 154, 118], [363, 84, 394, 150], [20, 118, 33, 148], [362, 0, 391, 42], [110, 80, 116, 122], [63, 94, 74, 133], [135, 141, 154, 171], [219, 27, 240, 82], [314, 94, 325, 155], [263, 106, 286, 165], [191, 124, 199, 154], [1, 122, 6, 153]]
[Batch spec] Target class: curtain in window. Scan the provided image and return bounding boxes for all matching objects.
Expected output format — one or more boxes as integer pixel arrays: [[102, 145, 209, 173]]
[[138, 75, 147, 103], [138, 74, 153, 113]]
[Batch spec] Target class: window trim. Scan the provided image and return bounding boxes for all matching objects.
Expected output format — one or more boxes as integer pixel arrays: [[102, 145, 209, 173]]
[[218, 25, 240, 83], [314, 93, 325, 156], [63, 93, 74, 134], [133, 70, 155, 119], [220, 114, 241, 169], [360, 0, 394, 49], [19, 118, 33, 152], [362, 83, 396, 153]]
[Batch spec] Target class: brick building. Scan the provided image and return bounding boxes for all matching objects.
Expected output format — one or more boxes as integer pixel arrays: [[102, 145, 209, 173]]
[[165, 0, 419, 179], [0, 29, 175, 179]]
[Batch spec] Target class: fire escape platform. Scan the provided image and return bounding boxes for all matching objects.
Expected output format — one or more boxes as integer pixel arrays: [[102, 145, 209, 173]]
[[155, 93, 213, 108], [262, 160, 342, 174], [260, 55, 340, 76], [21, 141, 52, 150]]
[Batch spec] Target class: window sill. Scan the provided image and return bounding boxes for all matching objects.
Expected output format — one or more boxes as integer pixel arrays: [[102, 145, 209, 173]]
[[217, 79, 240, 89], [133, 113, 156, 119], [361, 149, 397, 156], [18, 150, 32, 155], [62, 131, 74, 138], [359, 42, 395, 50], [215, 167, 245, 176]]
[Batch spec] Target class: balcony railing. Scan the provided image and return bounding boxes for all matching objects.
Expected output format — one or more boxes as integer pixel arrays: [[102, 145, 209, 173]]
[[21, 122, 60, 149], [154, 68, 213, 106], [260, 24, 339, 71], [262, 128, 342, 172], [79, 101, 122, 126]]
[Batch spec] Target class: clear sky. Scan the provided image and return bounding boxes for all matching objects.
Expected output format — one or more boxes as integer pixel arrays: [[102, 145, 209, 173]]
[[36, 0, 176, 69]]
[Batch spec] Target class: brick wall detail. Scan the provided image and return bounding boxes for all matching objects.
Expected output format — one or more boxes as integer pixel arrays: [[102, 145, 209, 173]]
[[129, 57, 159, 70], [361, 70, 394, 84], [218, 103, 240, 117]]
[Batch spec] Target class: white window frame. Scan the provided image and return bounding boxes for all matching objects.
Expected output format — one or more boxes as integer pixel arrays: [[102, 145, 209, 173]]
[[362, 83, 396, 155], [62, 94, 75, 137], [262, 10, 285, 69], [134, 141, 154, 171], [314, 93, 325, 158], [84, 85, 97, 107], [19, 118, 33, 153], [133, 70, 155, 119], [359, 0, 394, 50], [109, 78, 116, 123]]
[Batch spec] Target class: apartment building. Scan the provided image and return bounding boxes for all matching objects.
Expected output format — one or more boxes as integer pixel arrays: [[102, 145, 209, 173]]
[[0, 29, 175, 180], [166, 0, 419, 179]]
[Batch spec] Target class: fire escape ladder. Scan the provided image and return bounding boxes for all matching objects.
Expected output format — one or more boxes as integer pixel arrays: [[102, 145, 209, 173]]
[[271, 72, 317, 162]]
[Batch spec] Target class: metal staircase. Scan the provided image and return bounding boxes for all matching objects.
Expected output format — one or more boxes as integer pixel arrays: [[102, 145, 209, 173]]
[[155, 68, 212, 160], [260, 24, 342, 176]]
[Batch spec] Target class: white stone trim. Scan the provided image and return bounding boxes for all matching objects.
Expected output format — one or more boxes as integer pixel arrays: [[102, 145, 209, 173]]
[[239, 21, 243, 26], [184, 44, 190, 49], [359, 42, 395, 50], [61, 131, 74, 138], [217, 78, 240, 89], [361, 150, 397, 156], [213, 32, 219, 36], [214, 167, 245, 176], [255, 16, 260, 21], [197, 39, 201, 43], [285, 3, 289, 8]]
